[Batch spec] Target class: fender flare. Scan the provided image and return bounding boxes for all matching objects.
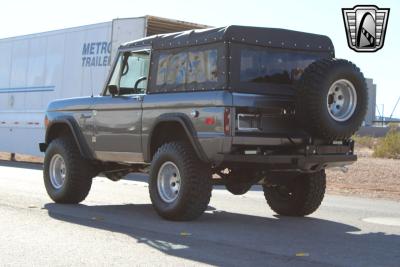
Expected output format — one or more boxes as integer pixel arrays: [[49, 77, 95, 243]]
[[146, 113, 209, 163], [44, 116, 94, 159]]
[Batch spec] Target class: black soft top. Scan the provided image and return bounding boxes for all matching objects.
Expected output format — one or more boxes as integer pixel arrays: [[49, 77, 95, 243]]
[[121, 25, 334, 52]]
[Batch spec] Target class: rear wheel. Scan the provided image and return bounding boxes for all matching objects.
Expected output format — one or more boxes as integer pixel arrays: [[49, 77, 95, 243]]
[[44, 136, 95, 203], [149, 142, 212, 221], [263, 171, 326, 216]]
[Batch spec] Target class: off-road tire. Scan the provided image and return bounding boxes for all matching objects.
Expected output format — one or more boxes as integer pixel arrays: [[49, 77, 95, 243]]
[[149, 142, 212, 221], [44, 137, 94, 203], [263, 170, 326, 216], [296, 58, 368, 140]]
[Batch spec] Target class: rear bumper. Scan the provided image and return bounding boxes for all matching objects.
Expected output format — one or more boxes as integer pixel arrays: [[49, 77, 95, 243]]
[[221, 153, 356, 171], [218, 143, 357, 171]]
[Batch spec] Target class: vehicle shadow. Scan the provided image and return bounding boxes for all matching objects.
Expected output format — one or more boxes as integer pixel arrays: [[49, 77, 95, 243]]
[[124, 172, 266, 191], [0, 161, 262, 192], [43, 202, 400, 267], [0, 159, 43, 170]]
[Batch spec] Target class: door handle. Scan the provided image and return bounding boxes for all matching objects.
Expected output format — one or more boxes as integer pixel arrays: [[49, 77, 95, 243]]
[[80, 113, 92, 119]]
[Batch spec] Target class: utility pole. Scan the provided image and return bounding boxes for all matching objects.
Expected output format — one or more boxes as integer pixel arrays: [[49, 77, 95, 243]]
[[376, 104, 382, 126], [389, 96, 400, 120]]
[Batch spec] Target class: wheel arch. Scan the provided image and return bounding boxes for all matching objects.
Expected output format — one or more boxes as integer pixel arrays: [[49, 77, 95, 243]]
[[45, 116, 94, 159], [146, 113, 208, 163]]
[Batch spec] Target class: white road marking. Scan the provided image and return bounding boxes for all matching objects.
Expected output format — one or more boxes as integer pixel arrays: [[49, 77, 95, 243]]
[[362, 217, 400, 227]]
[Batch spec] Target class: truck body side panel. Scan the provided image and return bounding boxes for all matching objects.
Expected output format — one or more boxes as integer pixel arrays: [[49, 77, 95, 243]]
[[142, 91, 232, 162]]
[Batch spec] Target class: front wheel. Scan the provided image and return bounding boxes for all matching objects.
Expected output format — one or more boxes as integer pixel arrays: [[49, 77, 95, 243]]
[[44, 137, 95, 203], [263, 170, 326, 216], [149, 142, 212, 221]]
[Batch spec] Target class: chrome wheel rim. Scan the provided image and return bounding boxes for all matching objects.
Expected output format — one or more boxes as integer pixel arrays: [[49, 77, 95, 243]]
[[49, 154, 66, 189], [326, 79, 357, 122], [157, 161, 181, 203]]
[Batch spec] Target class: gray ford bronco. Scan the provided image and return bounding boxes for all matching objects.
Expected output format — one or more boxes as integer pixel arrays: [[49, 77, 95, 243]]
[[39, 26, 367, 221]]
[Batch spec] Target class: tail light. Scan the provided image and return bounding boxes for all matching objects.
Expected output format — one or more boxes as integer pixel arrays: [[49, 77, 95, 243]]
[[224, 107, 231, 135]]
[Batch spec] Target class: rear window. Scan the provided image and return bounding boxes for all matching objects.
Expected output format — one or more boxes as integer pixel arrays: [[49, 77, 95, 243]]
[[229, 44, 329, 95], [240, 48, 323, 85]]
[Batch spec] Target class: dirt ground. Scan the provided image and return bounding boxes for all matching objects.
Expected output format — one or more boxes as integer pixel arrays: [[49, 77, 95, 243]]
[[0, 152, 43, 163], [326, 146, 400, 201], [1, 147, 399, 201]]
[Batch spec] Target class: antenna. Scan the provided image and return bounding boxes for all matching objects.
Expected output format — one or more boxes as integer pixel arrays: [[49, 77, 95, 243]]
[[389, 96, 400, 119]]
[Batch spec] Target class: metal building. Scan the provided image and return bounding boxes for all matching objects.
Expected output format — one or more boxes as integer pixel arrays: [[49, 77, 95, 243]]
[[364, 78, 376, 126]]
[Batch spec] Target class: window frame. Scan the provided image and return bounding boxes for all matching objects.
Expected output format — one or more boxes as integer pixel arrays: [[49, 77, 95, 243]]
[[230, 43, 331, 95], [101, 46, 152, 96], [148, 43, 226, 94]]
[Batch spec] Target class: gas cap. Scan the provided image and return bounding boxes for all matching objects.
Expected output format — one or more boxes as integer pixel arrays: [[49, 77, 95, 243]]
[[190, 110, 199, 118]]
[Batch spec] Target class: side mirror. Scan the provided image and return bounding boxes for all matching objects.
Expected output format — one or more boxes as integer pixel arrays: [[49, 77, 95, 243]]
[[108, 85, 118, 96]]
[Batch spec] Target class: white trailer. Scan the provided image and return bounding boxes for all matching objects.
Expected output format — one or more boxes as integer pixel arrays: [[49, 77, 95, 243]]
[[0, 16, 207, 156]]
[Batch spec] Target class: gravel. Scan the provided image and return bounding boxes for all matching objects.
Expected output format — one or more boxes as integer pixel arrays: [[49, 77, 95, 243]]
[[326, 153, 400, 201]]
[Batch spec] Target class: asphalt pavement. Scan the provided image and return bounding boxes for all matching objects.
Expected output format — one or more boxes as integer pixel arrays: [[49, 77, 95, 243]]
[[0, 160, 399, 266]]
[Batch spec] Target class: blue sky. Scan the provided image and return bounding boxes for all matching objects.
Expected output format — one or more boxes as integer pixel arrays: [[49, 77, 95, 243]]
[[1, 0, 399, 117]]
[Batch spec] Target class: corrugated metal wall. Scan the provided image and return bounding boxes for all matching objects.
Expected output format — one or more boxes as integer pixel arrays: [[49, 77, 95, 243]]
[[145, 16, 209, 36]]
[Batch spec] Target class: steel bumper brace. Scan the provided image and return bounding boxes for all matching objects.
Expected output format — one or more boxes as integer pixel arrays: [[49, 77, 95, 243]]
[[220, 144, 357, 171]]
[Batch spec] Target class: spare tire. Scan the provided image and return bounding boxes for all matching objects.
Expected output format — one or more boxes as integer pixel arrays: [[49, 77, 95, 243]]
[[296, 58, 368, 140]]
